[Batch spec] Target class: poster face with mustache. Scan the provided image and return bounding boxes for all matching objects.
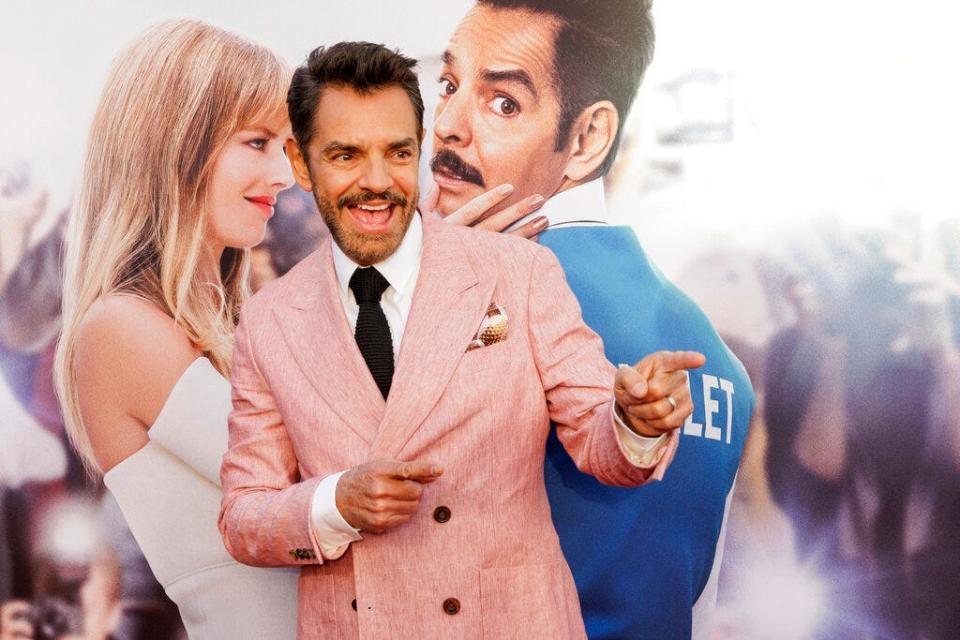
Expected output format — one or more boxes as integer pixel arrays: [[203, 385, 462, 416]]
[[428, 3, 579, 219]]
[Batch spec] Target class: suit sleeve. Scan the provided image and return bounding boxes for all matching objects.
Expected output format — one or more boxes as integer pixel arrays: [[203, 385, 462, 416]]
[[218, 305, 327, 567], [526, 246, 676, 486]]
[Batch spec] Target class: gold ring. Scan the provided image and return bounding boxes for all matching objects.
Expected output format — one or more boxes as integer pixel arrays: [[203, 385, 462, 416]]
[[667, 396, 677, 411]]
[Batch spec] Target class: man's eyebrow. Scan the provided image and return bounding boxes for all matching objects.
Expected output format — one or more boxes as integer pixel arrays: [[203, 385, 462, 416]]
[[441, 50, 455, 66], [387, 137, 417, 151], [322, 141, 362, 155], [481, 68, 538, 99]]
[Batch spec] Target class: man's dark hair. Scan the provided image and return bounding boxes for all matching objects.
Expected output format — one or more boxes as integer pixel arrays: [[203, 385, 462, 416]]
[[477, 0, 654, 177], [287, 42, 424, 156]]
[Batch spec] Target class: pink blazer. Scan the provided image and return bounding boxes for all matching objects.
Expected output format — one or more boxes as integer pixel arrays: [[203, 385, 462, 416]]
[[219, 213, 677, 639]]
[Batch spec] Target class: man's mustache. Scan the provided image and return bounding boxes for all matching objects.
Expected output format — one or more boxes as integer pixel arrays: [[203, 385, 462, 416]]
[[338, 190, 408, 209], [430, 148, 485, 188]]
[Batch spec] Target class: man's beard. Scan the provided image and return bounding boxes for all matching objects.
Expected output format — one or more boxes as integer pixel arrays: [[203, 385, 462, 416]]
[[430, 148, 485, 188], [314, 188, 418, 266]]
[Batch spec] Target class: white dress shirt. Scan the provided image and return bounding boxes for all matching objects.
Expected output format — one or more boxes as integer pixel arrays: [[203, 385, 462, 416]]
[[309, 210, 667, 559], [330, 213, 423, 359]]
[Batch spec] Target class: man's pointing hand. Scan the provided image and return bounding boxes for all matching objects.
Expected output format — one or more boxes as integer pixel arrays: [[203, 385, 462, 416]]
[[614, 350, 706, 437], [336, 459, 443, 533]]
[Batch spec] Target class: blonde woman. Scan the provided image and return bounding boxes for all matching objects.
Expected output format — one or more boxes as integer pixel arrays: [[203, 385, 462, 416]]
[[55, 19, 299, 639]]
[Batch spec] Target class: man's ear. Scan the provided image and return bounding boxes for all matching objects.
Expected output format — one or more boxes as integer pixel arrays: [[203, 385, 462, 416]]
[[285, 139, 314, 191], [561, 101, 619, 182]]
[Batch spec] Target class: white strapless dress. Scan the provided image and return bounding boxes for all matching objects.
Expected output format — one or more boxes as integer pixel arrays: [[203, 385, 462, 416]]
[[103, 358, 298, 639]]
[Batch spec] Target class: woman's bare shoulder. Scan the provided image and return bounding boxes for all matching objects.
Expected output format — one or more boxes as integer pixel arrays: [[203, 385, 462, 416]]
[[73, 294, 202, 471], [75, 294, 200, 375]]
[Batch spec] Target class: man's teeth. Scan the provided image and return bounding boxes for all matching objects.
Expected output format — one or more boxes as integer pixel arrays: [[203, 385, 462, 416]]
[[351, 203, 392, 227]]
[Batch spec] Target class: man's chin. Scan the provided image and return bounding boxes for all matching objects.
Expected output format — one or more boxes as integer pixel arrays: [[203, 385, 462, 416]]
[[334, 231, 396, 265], [335, 205, 417, 265]]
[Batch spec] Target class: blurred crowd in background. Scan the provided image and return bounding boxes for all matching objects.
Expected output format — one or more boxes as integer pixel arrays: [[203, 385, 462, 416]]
[[696, 215, 960, 639]]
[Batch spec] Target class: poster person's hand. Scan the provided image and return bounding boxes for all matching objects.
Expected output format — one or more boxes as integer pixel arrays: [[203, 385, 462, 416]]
[[421, 182, 548, 240]]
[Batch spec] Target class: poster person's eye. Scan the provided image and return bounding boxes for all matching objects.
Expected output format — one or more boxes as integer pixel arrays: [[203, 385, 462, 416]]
[[487, 95, 519, 116], [439, 77, 457, 96]]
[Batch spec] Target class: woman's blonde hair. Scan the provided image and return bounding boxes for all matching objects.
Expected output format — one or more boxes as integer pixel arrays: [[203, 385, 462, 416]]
[[56, 19, 290, 473]]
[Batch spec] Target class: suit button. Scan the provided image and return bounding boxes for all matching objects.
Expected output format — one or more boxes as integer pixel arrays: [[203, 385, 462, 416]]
[[442, 598, 460, 615], [351, 599, 357, 611], [433, 506, 451, 523]]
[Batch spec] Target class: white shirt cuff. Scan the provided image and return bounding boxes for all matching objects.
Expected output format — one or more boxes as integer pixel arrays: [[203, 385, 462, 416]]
[[611, 401, 667, 467], [309, 471, 363, 559]]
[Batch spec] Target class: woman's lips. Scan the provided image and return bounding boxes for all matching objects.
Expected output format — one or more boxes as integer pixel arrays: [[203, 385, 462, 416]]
[[245, 195, 276, 218]]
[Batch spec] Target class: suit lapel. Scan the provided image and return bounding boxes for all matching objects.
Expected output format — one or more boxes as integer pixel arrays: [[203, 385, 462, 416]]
[[371, 215, 494, 458], [273, 240, 384, 446]]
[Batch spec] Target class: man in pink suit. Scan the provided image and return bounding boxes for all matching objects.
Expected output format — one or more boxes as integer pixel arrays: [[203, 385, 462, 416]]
[[219, 42, 704, 639]]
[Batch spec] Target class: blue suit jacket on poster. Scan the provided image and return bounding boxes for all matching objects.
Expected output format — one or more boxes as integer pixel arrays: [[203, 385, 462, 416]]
[[540, 226, 754, 640]]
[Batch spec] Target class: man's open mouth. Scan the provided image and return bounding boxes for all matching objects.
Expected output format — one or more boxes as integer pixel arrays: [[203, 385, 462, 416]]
[[340, 192, 406, 234], [345, 202, 395, 233]]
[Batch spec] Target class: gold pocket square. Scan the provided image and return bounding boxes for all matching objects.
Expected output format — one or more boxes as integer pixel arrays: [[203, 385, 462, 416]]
[[466, 302, 508, 351]]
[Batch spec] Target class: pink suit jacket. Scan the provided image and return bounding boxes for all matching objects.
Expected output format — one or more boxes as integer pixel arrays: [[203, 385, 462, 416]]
[[219, 213, 678, 639]]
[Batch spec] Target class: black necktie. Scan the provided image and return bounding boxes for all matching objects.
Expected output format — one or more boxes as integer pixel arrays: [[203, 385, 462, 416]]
[[349, 267, 394, 399]]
